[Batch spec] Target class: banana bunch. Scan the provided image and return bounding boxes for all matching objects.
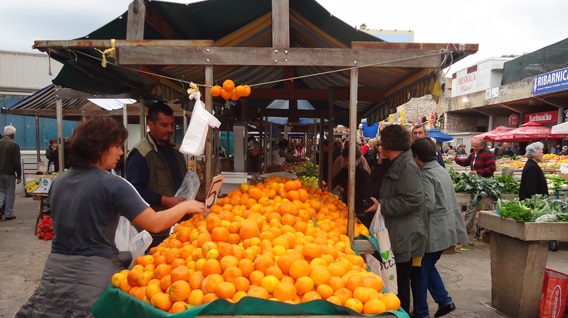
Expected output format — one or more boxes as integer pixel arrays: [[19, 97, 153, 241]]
[[25, 179, 41, 193]]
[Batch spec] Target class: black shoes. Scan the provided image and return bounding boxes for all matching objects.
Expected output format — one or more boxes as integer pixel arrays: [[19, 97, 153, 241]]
[[5, 216, 16, 221], [434, 302, 456, 317]]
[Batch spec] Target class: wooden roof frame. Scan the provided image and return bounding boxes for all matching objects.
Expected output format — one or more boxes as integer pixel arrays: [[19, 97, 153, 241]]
[[31, 0, 478, 240]]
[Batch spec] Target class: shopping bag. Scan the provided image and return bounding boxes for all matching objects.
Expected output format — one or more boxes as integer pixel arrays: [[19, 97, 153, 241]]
[[368, 207, 398, 294], [175, 171, 201, 201], [115, 216, 153, 268], [539, 268, 568, 318]]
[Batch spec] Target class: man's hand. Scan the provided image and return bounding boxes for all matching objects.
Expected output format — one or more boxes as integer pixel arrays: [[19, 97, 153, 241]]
[[470, 170, 477, 175], [162, 196, 186, 208], [364, 197, 380, 213], [16, 177, 21, 184]]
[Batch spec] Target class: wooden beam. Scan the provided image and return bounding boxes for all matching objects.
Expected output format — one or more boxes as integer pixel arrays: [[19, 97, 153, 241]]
[[237, 87, 384, 101], [272, 0, 289, 48], [117, 46, 443, 67], [144, 5, 183, 39], [352, 42, 479, 53], [33, 39, 213, 50], [127, 0, 145, 40]]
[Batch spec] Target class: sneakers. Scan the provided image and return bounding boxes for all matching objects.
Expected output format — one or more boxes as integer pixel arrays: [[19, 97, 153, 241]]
[[5, 216, 16, 221], [434, 302, 456, 317]]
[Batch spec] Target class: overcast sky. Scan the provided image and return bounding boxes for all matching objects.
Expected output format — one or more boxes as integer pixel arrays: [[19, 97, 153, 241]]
[[2, 0, 567, 75]]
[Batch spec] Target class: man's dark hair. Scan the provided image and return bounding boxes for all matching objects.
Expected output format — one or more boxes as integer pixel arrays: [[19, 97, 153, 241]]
[[411, 137, 437, 163], [147, 102, 174, 123], [381, 125, 411, 151], [278, 139, 289, 148], [69, 117, 128, 168], [412, 124, 426, 133]]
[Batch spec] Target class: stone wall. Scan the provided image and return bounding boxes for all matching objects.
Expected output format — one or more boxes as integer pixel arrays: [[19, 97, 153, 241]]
[[445, 112, 478, 132]]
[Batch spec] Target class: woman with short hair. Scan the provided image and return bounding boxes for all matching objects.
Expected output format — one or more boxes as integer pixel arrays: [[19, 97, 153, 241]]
[[17, 117, 206, 317], [519, 141, 548, 200], [410, 137, 468, 318]]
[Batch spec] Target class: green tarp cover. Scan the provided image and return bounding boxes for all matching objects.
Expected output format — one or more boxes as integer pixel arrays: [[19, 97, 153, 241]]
[[92, 235, 408, 318], [92, 285, 408, 317]]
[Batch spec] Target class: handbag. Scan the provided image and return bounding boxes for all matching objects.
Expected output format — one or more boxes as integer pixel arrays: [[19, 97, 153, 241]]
[[366, 205, 398, 294]]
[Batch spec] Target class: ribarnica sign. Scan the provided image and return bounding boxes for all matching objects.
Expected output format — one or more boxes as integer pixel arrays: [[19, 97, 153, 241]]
[[532, 66, 568, 95]]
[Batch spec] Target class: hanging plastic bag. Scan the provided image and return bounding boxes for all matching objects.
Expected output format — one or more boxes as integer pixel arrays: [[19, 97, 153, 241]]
[[175, 171, 201, 201], [180, 91, 221, 156]]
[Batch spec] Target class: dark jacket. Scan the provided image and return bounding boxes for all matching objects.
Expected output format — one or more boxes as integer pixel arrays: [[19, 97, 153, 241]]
[[0, 137, 22, 178], [519, 159, 548, 200], [379, 150, 427, 263]]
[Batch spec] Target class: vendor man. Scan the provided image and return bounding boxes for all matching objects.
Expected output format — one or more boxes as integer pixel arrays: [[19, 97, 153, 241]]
[[126, 102, 188, 248], [454, 138, 496, 233]]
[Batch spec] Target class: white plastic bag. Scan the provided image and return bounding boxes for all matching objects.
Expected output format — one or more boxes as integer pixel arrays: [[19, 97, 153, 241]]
[[180, 92, 221, 156], [115, 216, 137, 252], [115, 216, 153, 268], [175, 171, 201, 201], [129, 230, 153, 263]]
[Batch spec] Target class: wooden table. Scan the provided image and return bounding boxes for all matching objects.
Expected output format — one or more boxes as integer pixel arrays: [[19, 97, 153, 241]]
[[32, 194, 50, 235]]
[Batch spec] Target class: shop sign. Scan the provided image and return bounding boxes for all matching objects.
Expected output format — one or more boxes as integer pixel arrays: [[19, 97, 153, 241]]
[[454, 65, 478, 96], [509, 114, 519, 127], [524, 111, 558, 124], [532, 66, 568, 95]]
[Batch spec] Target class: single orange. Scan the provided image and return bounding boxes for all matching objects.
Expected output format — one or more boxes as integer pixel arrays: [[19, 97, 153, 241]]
[[168, 280, 191, 302], [215, 281, 236, 299], [273, 281, 297, 302], [289, 260, 312, 279]]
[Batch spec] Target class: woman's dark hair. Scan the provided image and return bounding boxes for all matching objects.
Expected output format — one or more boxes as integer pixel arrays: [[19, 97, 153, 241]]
[[69, 117, 128, 168], [411, 137, 437, 163], [380, 125, 411, 151], [341, 145, 362, 160]]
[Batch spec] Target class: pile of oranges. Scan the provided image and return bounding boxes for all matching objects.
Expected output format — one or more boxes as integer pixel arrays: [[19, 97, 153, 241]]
[[111, 177, 400, 314], [211, 79, 251, 101]]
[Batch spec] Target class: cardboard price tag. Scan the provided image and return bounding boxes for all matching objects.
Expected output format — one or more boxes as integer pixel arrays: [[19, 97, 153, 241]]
[[205, 175, 225, 216]]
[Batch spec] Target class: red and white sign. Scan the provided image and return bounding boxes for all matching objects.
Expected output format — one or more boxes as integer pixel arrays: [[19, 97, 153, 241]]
[[509, 114, 519, 127], [524, 111, 558, 125]]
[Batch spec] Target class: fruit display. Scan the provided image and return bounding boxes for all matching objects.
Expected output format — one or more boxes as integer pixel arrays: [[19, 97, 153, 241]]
[[210, 79, 251, 101], [36, 216, 54, 241], [110, 177, 399, 315]]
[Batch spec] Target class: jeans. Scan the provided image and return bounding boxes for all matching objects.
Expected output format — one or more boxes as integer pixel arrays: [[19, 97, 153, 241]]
[[0, 174, 16, 217], [411, 250, 452, 318]]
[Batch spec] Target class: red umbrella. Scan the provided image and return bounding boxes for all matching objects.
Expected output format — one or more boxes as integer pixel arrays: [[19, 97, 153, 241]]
[[472, 126, 514, 141], [494, 122, 568, 141]]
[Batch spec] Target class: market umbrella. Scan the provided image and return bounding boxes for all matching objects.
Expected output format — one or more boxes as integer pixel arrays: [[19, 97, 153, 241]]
[[427, 128, 454, 142], [552, 121, 568, 134], [494, 121, 568, 141], [472, 126, 514, 141]]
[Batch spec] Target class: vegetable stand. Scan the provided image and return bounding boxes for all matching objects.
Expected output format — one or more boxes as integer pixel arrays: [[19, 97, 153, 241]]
[[478, 211, 568, 317]]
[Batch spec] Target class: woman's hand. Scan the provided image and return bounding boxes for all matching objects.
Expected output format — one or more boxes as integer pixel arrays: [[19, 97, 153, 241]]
[[364, 197, 380, 213], [185, 200, 206, 214]]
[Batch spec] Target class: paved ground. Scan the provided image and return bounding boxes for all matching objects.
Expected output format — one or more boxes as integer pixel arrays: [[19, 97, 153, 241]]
[[1, 185, 568, 317]]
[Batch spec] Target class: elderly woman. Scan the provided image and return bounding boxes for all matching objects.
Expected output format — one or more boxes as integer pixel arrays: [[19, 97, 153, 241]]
[[410, 137, 468, 318], [519, 141, 548, 200], [365, 124, 426, 313], [17, 117, 206, 317]]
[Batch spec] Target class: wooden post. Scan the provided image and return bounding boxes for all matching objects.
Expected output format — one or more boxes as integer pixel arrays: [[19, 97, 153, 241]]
[[271, 0, 289, 48], [56, 98, 64, 173], [327, 89, 334, 189], [127, 0, 145, 40], [347, 68, 358, 241], [205, 66, 213, 192]]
